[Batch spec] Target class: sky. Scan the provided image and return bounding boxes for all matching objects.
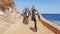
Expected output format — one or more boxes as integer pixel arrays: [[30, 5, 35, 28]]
[[14, 0, 60, 14]]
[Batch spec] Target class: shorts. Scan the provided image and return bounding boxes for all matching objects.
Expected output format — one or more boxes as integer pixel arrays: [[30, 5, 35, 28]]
[[33, 17, 36, 22]]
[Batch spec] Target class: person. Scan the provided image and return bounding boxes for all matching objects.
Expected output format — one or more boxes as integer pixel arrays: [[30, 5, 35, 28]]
[[31, 6, 40, 32], [23, 7, 31, 24]]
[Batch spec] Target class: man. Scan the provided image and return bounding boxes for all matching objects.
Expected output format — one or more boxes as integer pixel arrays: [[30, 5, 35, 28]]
[[31, 6, 40, 32], [23, 8, 31, 24]]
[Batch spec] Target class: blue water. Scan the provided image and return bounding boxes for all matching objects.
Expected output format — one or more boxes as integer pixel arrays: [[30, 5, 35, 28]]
[[42, 14, 60, 26]]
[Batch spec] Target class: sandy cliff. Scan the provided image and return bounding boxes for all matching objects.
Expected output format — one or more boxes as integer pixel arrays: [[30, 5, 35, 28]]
[[0, 0, 60, 34]]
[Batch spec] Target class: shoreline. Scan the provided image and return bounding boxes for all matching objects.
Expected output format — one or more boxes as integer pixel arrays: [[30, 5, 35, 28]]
[[40, 14, 60, 34]]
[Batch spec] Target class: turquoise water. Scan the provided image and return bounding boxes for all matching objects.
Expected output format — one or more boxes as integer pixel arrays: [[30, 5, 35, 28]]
[[48, 20, 60, 26], [42, 14, 60, 26]]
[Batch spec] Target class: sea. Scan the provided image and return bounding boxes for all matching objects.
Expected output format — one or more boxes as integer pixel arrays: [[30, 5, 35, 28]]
[[42, 14, 60, 26]]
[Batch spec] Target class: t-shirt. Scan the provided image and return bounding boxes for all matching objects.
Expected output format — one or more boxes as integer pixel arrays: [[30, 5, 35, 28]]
[[23, 9, 30, 17], [34, 11, 38, 20]]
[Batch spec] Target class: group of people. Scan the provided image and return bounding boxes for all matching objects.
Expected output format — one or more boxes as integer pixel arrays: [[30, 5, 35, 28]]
[[22, 6, 40, 32]]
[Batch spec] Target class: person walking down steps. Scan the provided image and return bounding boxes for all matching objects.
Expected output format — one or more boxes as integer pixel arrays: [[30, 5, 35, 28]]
[[22, 8, 31, 25], [31, 6, 40, 32]]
